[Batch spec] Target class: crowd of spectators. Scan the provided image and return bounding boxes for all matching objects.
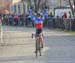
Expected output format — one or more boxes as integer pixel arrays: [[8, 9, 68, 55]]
[[0, 13, 34, 27], [0, 12, 75, 31]]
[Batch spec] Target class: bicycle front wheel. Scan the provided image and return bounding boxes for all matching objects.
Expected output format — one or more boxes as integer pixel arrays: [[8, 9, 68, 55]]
[[36, 38, 41, 58]]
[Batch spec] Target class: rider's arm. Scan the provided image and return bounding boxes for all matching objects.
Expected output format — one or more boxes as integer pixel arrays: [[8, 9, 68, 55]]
[[42, 14, 46, 21], [29, 9, 36, 21], [42, 9, 48, 21]]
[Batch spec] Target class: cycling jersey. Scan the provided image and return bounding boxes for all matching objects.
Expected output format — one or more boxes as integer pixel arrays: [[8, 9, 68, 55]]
[[29, 9, 47, 29]]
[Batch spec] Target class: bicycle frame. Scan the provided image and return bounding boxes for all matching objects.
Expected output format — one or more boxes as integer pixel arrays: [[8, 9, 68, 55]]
[[35, 33, 42, 58], [32, 33, 43, 58]]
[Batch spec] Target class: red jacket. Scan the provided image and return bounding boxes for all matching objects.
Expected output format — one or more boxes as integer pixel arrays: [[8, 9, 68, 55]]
[[63, 13, 67, 18]]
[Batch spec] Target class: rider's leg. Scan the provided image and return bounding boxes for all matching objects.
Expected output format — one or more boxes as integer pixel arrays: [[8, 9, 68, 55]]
[[35, 29, 38, 53]]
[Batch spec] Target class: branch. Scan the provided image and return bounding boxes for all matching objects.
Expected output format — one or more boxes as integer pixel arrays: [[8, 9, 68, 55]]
[[37, 0, 42, 11], [68, 0, 74, 16]]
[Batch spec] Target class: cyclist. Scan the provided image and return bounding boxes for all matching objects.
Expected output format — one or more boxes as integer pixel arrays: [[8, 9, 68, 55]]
[[29, 8, 48, 49]]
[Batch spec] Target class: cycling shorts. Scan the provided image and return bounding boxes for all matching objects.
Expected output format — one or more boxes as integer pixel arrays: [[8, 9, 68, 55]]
[[36, 29, 42, 37]]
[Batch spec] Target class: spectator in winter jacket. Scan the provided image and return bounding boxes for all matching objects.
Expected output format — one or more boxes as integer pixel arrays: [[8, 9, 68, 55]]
[[14, 14, 19, 26], [63, 12, 67, 18]]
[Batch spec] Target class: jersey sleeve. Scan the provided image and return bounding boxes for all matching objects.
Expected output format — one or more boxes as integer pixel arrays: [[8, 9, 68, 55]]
[[42, 9, 48, 21], [29, 9, 36, 21], [42, 14, 45, 21]]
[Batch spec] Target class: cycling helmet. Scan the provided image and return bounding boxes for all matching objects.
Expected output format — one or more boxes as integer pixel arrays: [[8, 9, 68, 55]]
[[36, 12, 42, 17]]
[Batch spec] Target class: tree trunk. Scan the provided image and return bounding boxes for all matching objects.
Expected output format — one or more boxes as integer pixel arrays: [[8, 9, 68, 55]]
[[37, 0, 41, 11], [28, 0, 31, 7], [34, 0, 37, 12], [34, 0, 42, 12], [68, 0, 74, 17]]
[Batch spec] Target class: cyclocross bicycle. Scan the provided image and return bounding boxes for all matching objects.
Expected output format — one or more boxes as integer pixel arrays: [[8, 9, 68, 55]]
[[32, 33, 43, 58]]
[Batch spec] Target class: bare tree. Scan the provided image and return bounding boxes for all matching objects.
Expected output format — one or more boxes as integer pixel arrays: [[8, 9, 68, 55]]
[[28, 0, 31, 7], [68, 0, 74, 16], [21, 0, 48, 13], [21, 0, 32, 13], [33, 0, 42, 12], [73, 0, 75, 15], [21, 0, 25, 13], [37, 0, 42, 11], [74, 0, 75, 7], [34, 0, 37, 11]]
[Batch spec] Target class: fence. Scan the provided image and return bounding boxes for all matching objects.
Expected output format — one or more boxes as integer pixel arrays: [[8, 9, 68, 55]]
[[46, 18, 75, 31], [2, 17, 34, 27], [2, 17, 75, 31]]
